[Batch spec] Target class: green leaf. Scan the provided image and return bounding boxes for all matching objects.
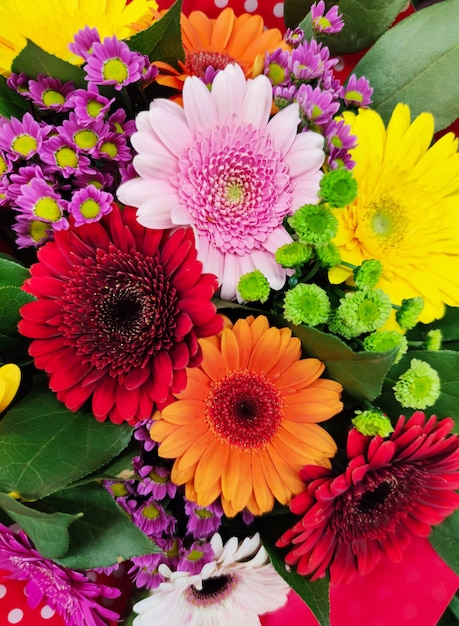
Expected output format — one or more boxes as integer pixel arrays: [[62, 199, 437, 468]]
[[353, 0, 459, 132], [408, 306, 459, 347], [0, 257, 29, 289], [378, 350, 459, 430], [0, 285, 35, 338], [43, 483, 159, 569], [284, 0, 313, 30], [126, 0, 184, 67], [0, 492, 80, 560], [288, 323, 398, 401], [0, 387, 133, 500], [318, 0, 408, 54], [0, 76, 29, 119], [11, 40, 87, 88], [430, 510, 459, 576]]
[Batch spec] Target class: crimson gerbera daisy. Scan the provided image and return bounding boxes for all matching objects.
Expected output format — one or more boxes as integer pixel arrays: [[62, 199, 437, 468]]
[[19, 204, 222, 424], [277, 411, 459, 583]]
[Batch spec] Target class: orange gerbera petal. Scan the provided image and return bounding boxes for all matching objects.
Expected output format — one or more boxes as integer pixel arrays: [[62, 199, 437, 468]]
[[152, 315, 342, 517], [211, 9, 234, 49]]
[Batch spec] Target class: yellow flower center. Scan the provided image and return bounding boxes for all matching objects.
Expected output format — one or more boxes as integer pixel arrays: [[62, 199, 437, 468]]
[[345, 89, 363, 103], [55, 146, 78, 169], [80, 198, 101, 219], [34, 197, 62, 222], [100, 141, 118, 158], [226, 183, 244, 204], [30, 220, 49, 242], [42, 89, 65, 106], [87, 99, 104, 118], [0, 154, 7, 174], [102, 58, 129, 84], [142, 503, 160, 519], [11, 134, 37, 156], [74, 129, 98, 150]]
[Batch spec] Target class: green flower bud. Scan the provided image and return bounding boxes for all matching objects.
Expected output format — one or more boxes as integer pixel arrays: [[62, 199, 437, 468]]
[[396, 297, 424, 330], [283, 283, 331, 327], [275, 241, 313, 268], [329, 288, 392, 338], [352, 410, 393, 437], [393, 358, 441, 410], [288, 204, 338, 246], [363, 330, 408, 364], [424, 329, 442, 351], [353, 259, 383, 290], [237, 270, 271, 303], [319, 168, 358, 208], [315, 242, 341, 268]]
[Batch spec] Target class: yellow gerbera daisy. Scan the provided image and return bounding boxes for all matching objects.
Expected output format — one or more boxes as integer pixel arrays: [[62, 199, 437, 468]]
[[0, 0, 159, 75], [151, 315, 343, 518], [329, 103, 459, 324], [0, 364, 21, 412]]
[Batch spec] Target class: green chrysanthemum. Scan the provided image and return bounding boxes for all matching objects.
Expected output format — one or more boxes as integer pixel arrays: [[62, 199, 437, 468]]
[[319, 168, 358, 208], [363, 330, 408, 364], [329, 288, 392, 338], [316, 242, 341, 268], [425, 329, 442, 351], [354, 259, 383, 290], [283, 283, 331, 327], [237, 270, 271, 303], [352, 410, 393, 437], [275, 241, 313, 268], [289, 205, 338, 246], [396, 297, 425, 330], [393, 358, 441, 410]]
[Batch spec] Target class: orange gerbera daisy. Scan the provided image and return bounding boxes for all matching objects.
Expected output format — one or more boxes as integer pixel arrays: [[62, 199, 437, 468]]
[[155, 8, 288, 91], [150, 315, 343, 517]]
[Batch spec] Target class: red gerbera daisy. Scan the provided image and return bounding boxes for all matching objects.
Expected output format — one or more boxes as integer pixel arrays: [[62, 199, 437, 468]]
[[277, 411, 459, 583], [19, 204, 222, 424]]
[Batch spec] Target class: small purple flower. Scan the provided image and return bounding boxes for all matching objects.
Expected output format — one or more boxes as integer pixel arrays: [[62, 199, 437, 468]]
[[7, 164, 49, 201], [343, 74, 373, 107], [41, 135, 93, 177], [73, 170, 114, 191], [96, 131, 132, 163], [67, 185, 113, 226], [133, 418, 156, 452], [118, 161, 138, 186], [137, 464, 177, 500], [290, 39, 337, 82], [264, 48, 290, 87], [284, 27, 305, 48], [185, 500, 223, 538], [176, 540, 214, 575], [311, 1, 345, 34], [15, 177, 68, 229], [129, 552, 164, 590], [6, 72, 30, 95], [0, 149, 12, 176], [0, 523, 121, 626], [69, 26, 101, 61], [297, 83, 340, 125], [140, 58, 159, 83], [61, 113, 108, 154], [107, 108, 136, 137], [71, 88, 115, 123], [28, 75, 75, 112], [128, 497, 176, 537], [273, 84, 297, 109], [12, 216, 53, 248], [84, 36, 145, 91], [0, 113, 48, 161]]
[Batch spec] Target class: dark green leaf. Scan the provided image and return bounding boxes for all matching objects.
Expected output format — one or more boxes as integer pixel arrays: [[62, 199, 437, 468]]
[[0, 76, 29, 119], [284, 0, 313, 30], [430, 511, 459, 576], [408, 306, 459, 347], [318, 0, 408, 54], [44, 483, 159, 569], [353, 0, 459, 132], [0, 286, 35, 337], [0, 387, 133, 500], [378, 350, 459, 429], [289, 324, 398, 401], [0, 331, 31, 363], [126, 0, 184, 67], [0, 257, 29, 289], [11, 41, 87, 88], [0, 492, 80, 559]]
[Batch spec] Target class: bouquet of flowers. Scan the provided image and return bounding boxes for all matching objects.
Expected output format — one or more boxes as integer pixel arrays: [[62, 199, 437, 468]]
[[0, 0, 458, 624]]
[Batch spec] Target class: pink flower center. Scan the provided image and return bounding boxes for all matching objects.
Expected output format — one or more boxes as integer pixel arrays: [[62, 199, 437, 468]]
[[178, 124, 293, 255], [204, 369, 283, 448]]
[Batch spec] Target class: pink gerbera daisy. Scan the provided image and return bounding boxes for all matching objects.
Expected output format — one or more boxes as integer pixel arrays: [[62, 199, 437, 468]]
[[117, 63, 325, 301], [277, 411, 459, 583], [19, 204, 222, 424]]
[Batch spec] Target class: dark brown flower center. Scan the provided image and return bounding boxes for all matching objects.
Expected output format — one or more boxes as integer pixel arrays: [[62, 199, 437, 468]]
[[186, 51, 234, 77], [205, 369, 283, 449], [60, 247, 179, 377], [186, 575, 236, 607]]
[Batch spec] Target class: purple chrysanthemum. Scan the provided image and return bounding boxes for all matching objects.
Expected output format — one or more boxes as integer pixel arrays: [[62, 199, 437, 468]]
[[67, 185, 113, 226], [41, 135, 93, 177], [0, 524, 120, 626], [343, 74, 374, 107], [12, 215, 53, 248], [15, 177, 68, 229], [185, 500, 224, 538], [69, 26, 101, 61], [71, 88, 115, 123], [137, 464, 177, 500], [117, 63, 325, 301], [297, 83, 340, 125], [96, 131, 132, 162], [28, 75, 75, 112], [84, 36, 145, 91], [0, 112, 49, 161], [311, 1, 345, 34], [61, 113, 108, 155], [176, 540, 215, 575], [290, 39, 337, 82]]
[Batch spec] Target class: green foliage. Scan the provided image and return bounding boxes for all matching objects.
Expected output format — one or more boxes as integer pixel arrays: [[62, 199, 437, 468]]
[[127, 0, 184, 67], [430, 510, 459, 576], [0, 76, 29, 119], [353, 0, 459, 132], [0, 386, 132, 500], [0, 258, 34, 362], [11, 40, 87, 88]]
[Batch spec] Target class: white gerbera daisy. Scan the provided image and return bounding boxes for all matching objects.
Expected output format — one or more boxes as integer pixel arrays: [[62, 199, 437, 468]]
[[132, 533, 290, 625]]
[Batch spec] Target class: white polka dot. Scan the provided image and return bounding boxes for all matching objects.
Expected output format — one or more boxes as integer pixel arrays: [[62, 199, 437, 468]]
[[214, 0, 229, 8], [7, 608, 23, 624], [0, 584, 7, 599], [244, 0, 258, 11], [40, 605, 56, 619], [334, 57, 345, 72], [86, 571, 97, 581], [273, 2, 284, 18]]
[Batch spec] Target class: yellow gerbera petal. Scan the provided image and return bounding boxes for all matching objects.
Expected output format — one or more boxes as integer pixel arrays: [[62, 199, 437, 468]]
[[0, 364, 21, 413]]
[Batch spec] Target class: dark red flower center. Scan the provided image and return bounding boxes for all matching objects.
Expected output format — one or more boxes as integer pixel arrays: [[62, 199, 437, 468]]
[[60, 247, 179, 377], [205, 369, 283, 449], [186, 51, 234, 78], [186, 575, 236, 606]]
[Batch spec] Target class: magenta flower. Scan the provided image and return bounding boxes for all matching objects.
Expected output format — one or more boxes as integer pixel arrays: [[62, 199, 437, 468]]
[[0, 524, 120, 626], [28, 75, 75, 112], [311, 1, 345, 34], [69, 26, 101, 61], [84, 36, 145, 90], [71, 88, 115, 123], [67, 185, 113, 226], [117, 63, 325, 300], [41, 135, 93, 178], [290, 39, 337, 82], [61, 113, 108, 155], [277, 412, 459, 583], [15, 177, 68, 229], [12, 216, 53, 248], [185, 500, 224, 538], [343, 74, 374, 107], [297, 83, 341, 125], [0, 112, 48, 161]]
